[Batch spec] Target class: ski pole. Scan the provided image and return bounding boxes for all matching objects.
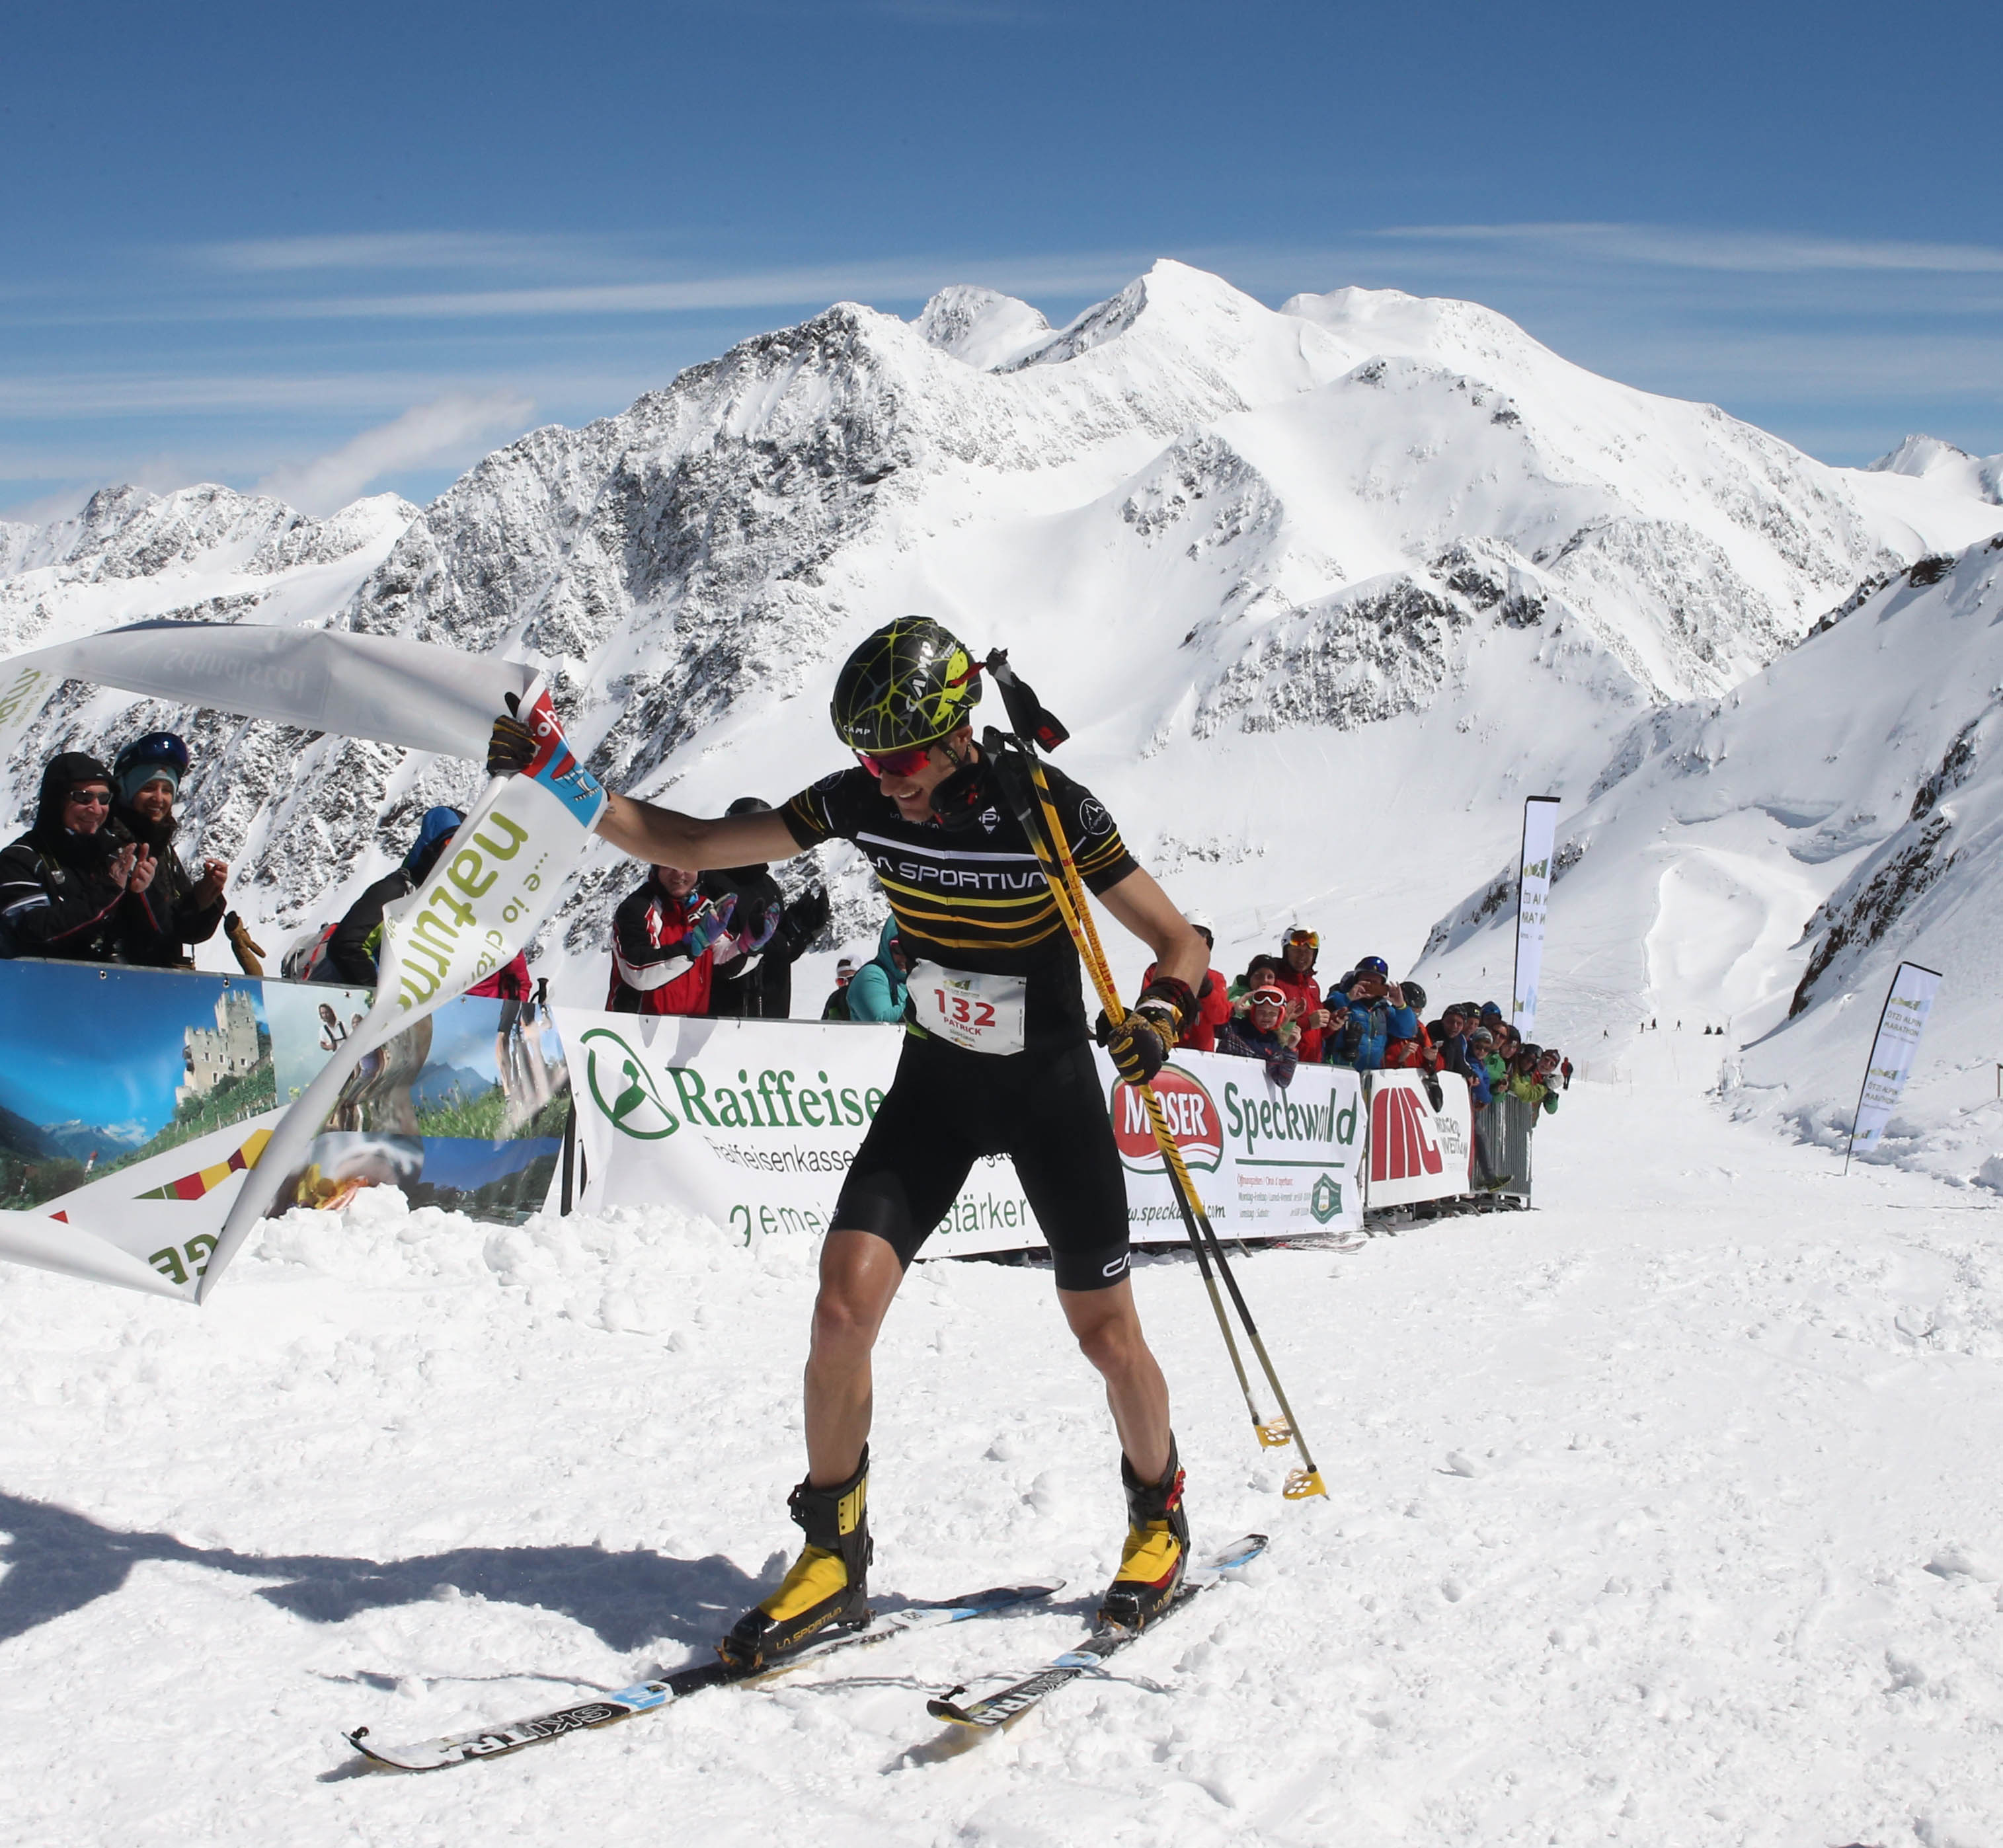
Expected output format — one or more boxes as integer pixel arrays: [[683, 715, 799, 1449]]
[[1015, 750, 1327, 1498], [986, 726, 1327, 1500]]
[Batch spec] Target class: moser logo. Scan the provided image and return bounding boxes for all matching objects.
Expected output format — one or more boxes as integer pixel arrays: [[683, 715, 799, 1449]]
[[1370, 1085, 1443, 1182], [1111, 1065, 1222, 1173]]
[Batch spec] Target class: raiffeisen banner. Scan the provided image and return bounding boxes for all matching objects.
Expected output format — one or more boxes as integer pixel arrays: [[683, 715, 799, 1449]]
[[1511, 795, 1561, 1034], [1847, 960, 1944, 1164], [553, 1015, 1368, 1251]]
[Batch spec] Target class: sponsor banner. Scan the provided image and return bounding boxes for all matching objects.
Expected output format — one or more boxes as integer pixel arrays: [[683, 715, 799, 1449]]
[[206, 687, 605, 1297], [555, 1015, 1366, 1252], [1511, 795, 1561, 1034], [1848, 960, 1944, 1159], [0, 962, 571, 1301], [1361, 1069, 1473, 1210]]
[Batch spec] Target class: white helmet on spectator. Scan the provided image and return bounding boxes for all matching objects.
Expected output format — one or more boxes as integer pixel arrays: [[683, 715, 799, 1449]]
[[1183, 909, 1214, 948]]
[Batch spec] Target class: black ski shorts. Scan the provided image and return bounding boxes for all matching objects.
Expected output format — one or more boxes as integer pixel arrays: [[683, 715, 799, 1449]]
[[832, 1032, 1132, 1291]]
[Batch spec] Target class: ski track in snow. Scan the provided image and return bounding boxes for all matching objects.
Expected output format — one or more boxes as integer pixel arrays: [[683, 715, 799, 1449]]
[[3, 1032, 2000, 1847]]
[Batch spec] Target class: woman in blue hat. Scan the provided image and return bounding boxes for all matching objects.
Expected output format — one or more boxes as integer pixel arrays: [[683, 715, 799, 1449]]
[[111, 732, 228, 968]]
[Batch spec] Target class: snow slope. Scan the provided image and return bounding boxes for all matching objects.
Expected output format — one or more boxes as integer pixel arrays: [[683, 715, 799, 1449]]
[[1419, 535, 2003, 1188], [3, 1040, 2000, 1847], [3, 262, 1996, 997]]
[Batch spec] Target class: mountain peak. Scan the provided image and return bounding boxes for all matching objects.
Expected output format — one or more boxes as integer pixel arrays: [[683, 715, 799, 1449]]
[[1869, 433, 1973, 476], [912, 286, 1050, 369]]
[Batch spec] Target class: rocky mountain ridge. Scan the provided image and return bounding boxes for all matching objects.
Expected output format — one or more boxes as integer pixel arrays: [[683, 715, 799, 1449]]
[[3, 260, 1999, 1012]]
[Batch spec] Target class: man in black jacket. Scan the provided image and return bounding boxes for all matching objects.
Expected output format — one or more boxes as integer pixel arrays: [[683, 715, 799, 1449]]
[[0, 751, 155, 962], [701, 796, 831, 1019], [317, 806, 463, 987]]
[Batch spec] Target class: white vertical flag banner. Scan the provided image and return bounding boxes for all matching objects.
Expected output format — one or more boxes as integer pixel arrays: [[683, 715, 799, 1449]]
[[1510, 796, 1561, 1034], [1845, 960, 1944, 1168], [200, 683, 605, 1299]]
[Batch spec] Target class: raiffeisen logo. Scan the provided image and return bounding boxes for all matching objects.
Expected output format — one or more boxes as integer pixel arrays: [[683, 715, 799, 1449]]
[[1110, 1065, 1223, 1173], [1370, 1085, 1443, 1181]]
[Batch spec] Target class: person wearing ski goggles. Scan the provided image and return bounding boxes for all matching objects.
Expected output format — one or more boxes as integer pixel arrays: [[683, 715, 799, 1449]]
[[487, 613, 1208, 1664]]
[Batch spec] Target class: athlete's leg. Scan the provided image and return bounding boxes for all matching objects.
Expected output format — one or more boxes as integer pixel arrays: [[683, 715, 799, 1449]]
[[1058, 1278, 1171, 1483], [804, 1229, 906, 1485]]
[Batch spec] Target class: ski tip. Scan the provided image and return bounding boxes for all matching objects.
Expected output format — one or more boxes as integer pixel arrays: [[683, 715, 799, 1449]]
[[924, 1697, 978, 1726]]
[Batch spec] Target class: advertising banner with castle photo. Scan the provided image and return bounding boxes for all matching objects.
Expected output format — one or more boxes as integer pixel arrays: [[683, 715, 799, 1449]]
[[0, 964, 572, 1300], [553, 1013, 1366, 1253]]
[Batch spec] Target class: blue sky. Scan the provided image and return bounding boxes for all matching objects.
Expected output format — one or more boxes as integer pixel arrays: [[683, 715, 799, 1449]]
[[4, 0, 1998, 520]]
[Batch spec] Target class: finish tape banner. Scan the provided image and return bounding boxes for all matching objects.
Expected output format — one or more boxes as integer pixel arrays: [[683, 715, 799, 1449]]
[[553, 1015, 1368, 1251], [1361, 1069, 1474, 1210], [0, 962, 571, 1301]]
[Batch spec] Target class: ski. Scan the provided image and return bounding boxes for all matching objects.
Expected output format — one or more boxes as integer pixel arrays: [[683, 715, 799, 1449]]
[[346, 1578, 1062, 1771], [924, 1533, 1267, 1732]]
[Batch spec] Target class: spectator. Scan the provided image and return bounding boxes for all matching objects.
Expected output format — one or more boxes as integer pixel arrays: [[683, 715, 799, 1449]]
[[1430, 1002, 1491, 1108], [702, 796, 832, 1019], [608, 863, 737, 1016], [1559, 1055, 1573, 1091], [1271, 927, 1329, 1062], [1470, 1026, 1508, 1093], [0, 751, 155, 962], [317, 806, 464, 987], [1324, 956, 1414, 1071], [1227, 953, 1286, 1008], [845, 919, 910, 1024], [1381, 978, 1434, 1070], [1214, 982, 1299, 1088], [1144, 909, 1231, 1052], [821, 957, 857, 1021], [1505, 1044, 1561, 1117], [109, 732, 227, 969]]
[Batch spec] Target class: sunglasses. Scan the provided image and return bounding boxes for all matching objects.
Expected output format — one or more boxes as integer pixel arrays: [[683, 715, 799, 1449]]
[[66, 789, 112, 808], [854, 744, 935, 779]]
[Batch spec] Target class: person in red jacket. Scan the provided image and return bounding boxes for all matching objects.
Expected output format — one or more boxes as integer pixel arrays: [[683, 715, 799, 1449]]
[[1142, 910, 1230, 1053], [607, 865, 737, 1016], [1271, 927, 1329, 1064]]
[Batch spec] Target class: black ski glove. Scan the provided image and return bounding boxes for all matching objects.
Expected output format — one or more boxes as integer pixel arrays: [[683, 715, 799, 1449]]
[[1093, 978, 1195, 1088], [488, 692, 535, 778], [790, 884, 831, 937]]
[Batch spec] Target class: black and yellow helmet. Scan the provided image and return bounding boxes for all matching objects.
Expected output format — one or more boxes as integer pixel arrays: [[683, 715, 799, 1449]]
[[831, 616, 982, 754]]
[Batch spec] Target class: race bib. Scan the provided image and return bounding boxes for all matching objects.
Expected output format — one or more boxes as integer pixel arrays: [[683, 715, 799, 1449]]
[[909, 960, 1027, 1056]]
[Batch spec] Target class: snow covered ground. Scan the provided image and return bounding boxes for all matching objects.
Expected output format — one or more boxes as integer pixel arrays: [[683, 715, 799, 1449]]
[[5, 1028, 2000, 1847]]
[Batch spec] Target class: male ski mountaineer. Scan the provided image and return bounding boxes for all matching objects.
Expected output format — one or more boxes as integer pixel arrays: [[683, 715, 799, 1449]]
[[490, 617, 1208, 1668]]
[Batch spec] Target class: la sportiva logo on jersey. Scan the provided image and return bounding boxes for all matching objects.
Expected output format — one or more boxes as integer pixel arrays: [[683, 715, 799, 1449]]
[[1109, 1064, 1223, 1173], [1370, 1085, 1443, 1181]]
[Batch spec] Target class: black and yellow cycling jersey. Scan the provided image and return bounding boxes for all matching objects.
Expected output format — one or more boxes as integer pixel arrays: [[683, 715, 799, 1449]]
[[781, 761, 1135, 1050]]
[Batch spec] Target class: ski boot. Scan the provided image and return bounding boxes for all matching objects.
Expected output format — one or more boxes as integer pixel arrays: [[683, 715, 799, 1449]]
[[1096, 1436, 1189, 1631], [718, 1447, 873, 1671]]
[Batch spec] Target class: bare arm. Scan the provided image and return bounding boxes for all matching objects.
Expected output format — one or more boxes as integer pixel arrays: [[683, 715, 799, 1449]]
[[1097, 865, 1207, 995], [594, 790, 801, 870]]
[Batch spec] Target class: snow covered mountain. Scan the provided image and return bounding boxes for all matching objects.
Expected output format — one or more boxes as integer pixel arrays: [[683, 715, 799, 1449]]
[[0, 484, 418, 653], [2, 261, 1998, 1051], [1868, 433, 2003, 508], [1419, 532, 2003, 1186]]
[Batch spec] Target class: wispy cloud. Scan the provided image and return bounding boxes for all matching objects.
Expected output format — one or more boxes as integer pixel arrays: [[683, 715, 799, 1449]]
[[198, 231, 613, 275], [1374, 222, 2003, 276], [255, 391, 536, 515], [22, 250, 1151, 328]]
